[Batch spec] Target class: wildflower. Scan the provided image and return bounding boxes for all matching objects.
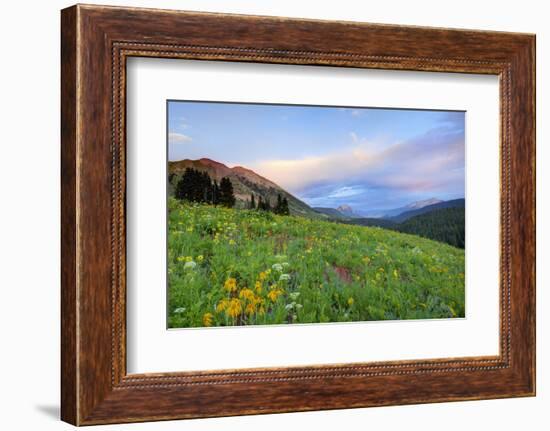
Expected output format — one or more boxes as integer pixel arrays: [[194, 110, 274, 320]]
[[173, 307, 186, 314], [289, 292, 300, 301], [285, 303, 294, 311], [223, 277, 237, 292], [239, 288, 255, 301], [272, 263, 283, 272], [245, 303, 256, 316], [281, 262, 290, 268], [226, 298, 242, 318], [267, 289, 283, 302], [216, 298, 229, 313], [347, 297, 354, 306], [184, 261, 197, 270], [202, 312, 213, 327], [279, 274, 291, 281], [254, 280, 262, 293], [177, 255, 193, 263], [258, 271, 267, 281], [196, 255, 204, 263]]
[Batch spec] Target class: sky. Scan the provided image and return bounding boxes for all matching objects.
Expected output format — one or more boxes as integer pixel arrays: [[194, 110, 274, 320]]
[[168, 101, 465, 214]]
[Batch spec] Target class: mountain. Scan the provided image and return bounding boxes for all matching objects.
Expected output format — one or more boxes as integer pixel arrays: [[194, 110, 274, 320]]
[[314, 204, 360, 220], [313, 207, 351, 220], [336, 204, 355, 216], [389, 199, 465, 223], [168, 158, 321, 218], [405, 198, 443, 210], [381, 198, 444, 218]]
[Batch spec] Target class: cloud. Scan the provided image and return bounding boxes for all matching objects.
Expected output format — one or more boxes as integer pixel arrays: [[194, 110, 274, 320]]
[[338, 108, 366, 117], [169, 132, 193, 144], [326, 186, 366, 199], [250, 125, 464, 202]]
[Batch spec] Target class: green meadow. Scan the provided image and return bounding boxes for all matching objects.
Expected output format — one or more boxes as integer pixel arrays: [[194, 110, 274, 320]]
[[167, 198, 465, 328]]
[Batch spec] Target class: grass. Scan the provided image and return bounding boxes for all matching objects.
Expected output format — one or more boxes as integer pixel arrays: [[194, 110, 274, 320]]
[[167, 198, 465, 328]]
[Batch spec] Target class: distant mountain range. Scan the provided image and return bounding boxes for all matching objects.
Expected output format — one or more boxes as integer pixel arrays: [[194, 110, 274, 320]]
[[314, 204, 361, 220], [386, 198, 465, 223], [168, 158, 322, 218]]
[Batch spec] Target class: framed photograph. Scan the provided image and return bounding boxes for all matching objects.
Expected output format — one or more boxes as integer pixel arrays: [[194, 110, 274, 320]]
[[61, 4, 535, 425]]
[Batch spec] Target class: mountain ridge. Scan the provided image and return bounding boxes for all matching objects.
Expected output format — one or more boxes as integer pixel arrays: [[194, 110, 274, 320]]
[[168, 158, 322, 219]]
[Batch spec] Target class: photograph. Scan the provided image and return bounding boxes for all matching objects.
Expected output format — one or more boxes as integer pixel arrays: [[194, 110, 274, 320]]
[[167, 101, 466, 328]]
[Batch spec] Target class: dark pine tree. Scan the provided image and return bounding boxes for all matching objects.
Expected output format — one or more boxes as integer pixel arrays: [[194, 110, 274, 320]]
[[212, 180, 220, 205], [257, 195, 263, 211], [281, 197, 290, 215], [219, 177, 236, 208], [250, 193, 256, 210], [275, 194, 283, 214]]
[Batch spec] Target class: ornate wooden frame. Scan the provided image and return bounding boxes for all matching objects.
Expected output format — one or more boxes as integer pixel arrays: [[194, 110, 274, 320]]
[[61, 4, 536, 425]]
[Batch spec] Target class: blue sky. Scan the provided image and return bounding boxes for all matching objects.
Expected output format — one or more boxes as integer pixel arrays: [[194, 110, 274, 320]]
[[168, 101, 465, 213]]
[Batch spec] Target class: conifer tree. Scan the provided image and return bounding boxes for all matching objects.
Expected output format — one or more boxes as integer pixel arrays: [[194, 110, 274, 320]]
[[281, 197, 290, 215], [219, 177, 236, 208]]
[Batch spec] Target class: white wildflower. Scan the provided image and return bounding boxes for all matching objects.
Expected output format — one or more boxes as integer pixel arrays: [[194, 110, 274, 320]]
[[289, 292, 300, 300], [272, 263, 283, 272], [279, 274, 291, 281], [184, 261, 197, 270]]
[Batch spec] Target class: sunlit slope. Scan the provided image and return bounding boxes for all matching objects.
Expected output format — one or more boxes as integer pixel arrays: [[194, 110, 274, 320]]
[[168, 199, 465, 328]]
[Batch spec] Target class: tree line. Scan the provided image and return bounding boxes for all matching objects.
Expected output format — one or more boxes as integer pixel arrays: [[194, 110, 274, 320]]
[[395, 207, 465, 248], [173, 168, 290, 215], [247, 192, 290, 215], [174, 168, 235, 207]]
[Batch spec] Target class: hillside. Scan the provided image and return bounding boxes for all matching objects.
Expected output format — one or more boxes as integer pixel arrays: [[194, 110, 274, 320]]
[[168, 199, 465, 328], [388, 198, 465, 222], [380, 198, 444, 218], [314, 207, 351, 220], [169, 158, 322, 219], [396, 207, 465, 248]]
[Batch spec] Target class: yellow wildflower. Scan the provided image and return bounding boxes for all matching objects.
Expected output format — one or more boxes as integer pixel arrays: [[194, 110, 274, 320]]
[[177, 255, 193, 263], [216, 298, 229, 313], [223, 277, 237, 292], [202, 312, 213, 327], [267, 289, 283, 302], [196, 255, 204, 263], [226, 298, 242, 318], [258, 271, 267, 281], [239, 288, 255, 301], [245, 303, 256, 316], [255, 280, 262, 293], [347, 297, 354, 306]]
